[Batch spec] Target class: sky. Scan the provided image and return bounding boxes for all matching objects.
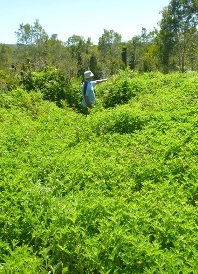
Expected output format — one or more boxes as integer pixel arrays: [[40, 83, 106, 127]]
[[0, 0, 171, 45]]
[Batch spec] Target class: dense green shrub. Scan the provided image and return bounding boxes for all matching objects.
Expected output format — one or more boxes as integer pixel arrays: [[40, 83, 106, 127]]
[[0, 69, 21, 91], [1, 71, 198, 273], [21, 68, 69, 106], [88, 105, 149, 135], [19, 68, 82, 110], [96, 70, 136, 108], [63, 79, 83, 111]]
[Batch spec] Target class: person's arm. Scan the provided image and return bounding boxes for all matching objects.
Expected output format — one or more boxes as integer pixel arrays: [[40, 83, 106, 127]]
[[96, 78, 108, 84]]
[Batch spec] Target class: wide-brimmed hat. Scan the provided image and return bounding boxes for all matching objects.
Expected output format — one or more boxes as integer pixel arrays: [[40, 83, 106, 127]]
[[84, 70, 94, 79]]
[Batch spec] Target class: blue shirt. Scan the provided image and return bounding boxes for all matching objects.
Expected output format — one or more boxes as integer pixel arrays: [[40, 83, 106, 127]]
[[82, 80, 97, 108]]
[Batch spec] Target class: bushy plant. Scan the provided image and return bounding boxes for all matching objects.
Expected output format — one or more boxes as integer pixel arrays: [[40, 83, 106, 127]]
[[1, 71, 198, 273], [63, 78, 83, 111], [87, 105, 149, 135], [21, 68, 68, 106], [20, 68, 83, 110], [96, 70, 168, 109], [0, 69, 21, 91], [96, 70, 136, 108]]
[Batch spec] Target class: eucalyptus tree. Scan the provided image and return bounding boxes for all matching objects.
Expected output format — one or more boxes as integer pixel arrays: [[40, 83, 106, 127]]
[[142, 29, 161, 72], [126, 28, 160, 72], [98, 29, 123, 76], [15, 19, 49, 68], [65, 35, 93, 78], [158, 0, 198, 72], [185, 28, 198, 70], [46, 34, 70, 73]]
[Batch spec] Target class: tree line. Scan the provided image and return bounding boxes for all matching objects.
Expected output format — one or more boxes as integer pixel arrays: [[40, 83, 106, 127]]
[[0, 0, 198, 79]]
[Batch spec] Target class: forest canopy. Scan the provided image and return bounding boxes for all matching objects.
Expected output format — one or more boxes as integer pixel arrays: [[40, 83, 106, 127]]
[[0, 0, 198, 77]]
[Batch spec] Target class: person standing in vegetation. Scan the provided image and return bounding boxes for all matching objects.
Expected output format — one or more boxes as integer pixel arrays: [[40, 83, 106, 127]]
[[82, 70, 107, 114]]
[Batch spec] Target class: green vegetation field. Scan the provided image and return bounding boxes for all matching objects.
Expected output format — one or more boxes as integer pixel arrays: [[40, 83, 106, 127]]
[[0, 71, 198, 273]]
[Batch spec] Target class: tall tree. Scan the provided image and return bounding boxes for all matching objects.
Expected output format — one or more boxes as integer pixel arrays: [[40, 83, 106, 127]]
[[158, 0, 198, 72], [15, 19, 48, 46], [15, 19, 49, 66], [186, 29, 198, 70], [46, 34, 66, 69], [127, 28, 159, 72], [65, 35, 93, 77], [98, 29, 123, 76]]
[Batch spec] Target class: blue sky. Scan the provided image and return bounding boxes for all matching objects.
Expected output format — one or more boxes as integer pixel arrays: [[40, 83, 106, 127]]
[[0, 0, 170, 44]]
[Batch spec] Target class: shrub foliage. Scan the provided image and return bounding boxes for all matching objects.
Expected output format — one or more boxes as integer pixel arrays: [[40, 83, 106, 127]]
[[0, 71, 198, 273]]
